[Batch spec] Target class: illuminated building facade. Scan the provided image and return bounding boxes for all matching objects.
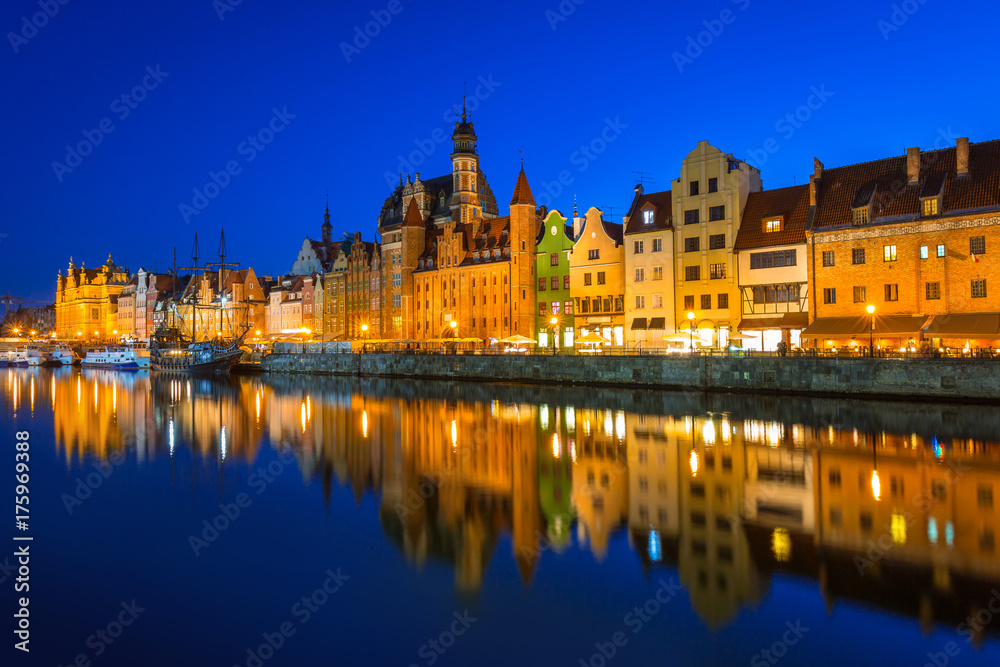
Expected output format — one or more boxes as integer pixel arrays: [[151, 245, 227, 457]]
[[55, 254, 130, 341]]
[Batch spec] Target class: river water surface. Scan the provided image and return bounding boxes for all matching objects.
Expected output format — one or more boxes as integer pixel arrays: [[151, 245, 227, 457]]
[[4, 367, 1000, 666]]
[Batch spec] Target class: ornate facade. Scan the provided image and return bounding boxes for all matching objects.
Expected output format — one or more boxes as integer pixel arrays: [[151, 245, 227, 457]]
[[55, 255, 130, 341], [376, 109, 539, 341]]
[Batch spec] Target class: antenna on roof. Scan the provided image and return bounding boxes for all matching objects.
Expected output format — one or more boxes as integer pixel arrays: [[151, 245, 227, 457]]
[[632, 171, 656, 187], [599, 205, 618, 222]]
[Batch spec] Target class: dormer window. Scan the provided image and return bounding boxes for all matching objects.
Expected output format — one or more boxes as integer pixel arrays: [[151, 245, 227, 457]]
[[763, 216, 783, 233], [643, 210, 654, 225], [851, 182, 876, 226], [919, 173, 945, 218]]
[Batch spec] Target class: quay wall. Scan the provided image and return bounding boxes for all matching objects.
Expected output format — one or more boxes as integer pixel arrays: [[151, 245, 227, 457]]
[[261, 349, 1000, 401]]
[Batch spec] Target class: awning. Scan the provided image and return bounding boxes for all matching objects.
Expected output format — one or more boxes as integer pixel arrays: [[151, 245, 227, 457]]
[[738, 312, 809, 331], [647, 317, 666, 330], [925, 313, 1000, 339], [630, 318, 648, 331], [801, 315, 929, 338], [874, 315, 931, 336]]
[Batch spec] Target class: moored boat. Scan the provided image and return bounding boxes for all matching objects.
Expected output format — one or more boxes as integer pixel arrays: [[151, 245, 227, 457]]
[[80, 345, 151, 370], [150, 333, 246, 373], [47, 343, 77, 366], [8, 346, 46, 367]]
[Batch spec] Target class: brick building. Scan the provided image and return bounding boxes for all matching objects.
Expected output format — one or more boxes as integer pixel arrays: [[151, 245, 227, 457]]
[[376, 107, 540, 342], [804, 138, 1000, 351]]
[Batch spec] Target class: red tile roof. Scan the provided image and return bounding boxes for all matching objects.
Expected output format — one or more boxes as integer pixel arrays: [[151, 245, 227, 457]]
[[624, 189, 672, 235], [403, 199, 425, 227], [510, 168, 535, 207], [735, 184, 811, 250], [812, 139, 1000, 229]]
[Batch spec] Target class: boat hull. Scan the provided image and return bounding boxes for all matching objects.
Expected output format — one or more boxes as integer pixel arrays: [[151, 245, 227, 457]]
[[80, 361, 149, 370], [151, 349, 243, 374]]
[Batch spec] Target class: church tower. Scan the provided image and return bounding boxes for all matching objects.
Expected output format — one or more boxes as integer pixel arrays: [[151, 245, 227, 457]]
[[450, 98, 482, 224], [510, 164, 537, 337], [322, 200, 332, 244]]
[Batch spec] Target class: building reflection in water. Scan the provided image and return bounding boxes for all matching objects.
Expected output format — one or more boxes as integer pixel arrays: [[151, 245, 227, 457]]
[[9, 367, 1000, 641]]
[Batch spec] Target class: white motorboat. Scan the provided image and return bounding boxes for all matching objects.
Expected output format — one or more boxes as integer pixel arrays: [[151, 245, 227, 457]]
[[48, 343, 76, 366], [80, 345, 151, 370], [8, 346, 47, 367]]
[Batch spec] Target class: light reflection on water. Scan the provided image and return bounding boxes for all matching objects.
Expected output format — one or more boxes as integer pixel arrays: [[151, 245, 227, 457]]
[[7, 366, 1000, 657]]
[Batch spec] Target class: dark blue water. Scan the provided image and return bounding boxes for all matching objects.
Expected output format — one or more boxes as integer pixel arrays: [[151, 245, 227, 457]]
[[3, 367, 1000, 666]]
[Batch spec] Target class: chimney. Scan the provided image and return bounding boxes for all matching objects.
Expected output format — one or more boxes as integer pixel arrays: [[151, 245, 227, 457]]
[[814, 157, 824, 180], [956, 137, 969, 178], [809, 174, 817, 207], [906, 147, 920, 185]]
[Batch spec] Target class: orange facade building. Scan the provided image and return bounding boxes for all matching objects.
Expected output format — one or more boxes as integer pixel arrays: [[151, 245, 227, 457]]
[[376, 109, 540, 342], [805, 138, 1000, 351]]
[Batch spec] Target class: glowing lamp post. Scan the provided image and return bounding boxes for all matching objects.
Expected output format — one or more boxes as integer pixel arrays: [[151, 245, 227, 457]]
[[549, 316, 558, 355], [866, 304, 875, 358], [361, 324, 369, 353]]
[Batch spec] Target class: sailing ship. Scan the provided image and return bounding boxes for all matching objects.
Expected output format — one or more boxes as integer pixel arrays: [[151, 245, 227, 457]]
[[149, 231, 250, 374]]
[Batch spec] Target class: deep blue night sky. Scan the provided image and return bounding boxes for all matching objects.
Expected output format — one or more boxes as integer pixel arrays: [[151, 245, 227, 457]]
[[2, 0, 998, 305]]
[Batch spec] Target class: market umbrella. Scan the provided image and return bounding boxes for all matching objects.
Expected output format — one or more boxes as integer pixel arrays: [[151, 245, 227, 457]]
[[577, 332, 611, 344], [501, 335, 536, 345]]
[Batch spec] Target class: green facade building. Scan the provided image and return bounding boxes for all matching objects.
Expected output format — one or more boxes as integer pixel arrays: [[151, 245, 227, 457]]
[[534, 210, 576, 351]]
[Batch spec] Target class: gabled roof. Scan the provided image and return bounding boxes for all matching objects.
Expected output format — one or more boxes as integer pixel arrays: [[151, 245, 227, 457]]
[[812, 139, 1000, 229], [624, 189, 672, 235], [603, 219, 623, 245], [735, 184, 811, 250], [510, 168, 535, 207]]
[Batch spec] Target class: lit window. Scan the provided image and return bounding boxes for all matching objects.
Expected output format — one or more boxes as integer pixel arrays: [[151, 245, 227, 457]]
[[763, 217, 782, 233], [937, 244, 946, 258], [643, 210, 654, 224], [883, 245, 897, 262], [920, 245, 929, 259], [922, 198, 939, 216]]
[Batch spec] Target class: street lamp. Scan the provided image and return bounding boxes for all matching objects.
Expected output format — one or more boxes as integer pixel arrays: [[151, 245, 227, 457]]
[[361, 323, 369, 353], [687, 312, 695, 354], [549, 316, 558, 355], [866, 304, 875, 357]]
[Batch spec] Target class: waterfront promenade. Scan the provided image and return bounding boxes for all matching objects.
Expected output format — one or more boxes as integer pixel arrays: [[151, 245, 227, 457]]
[[262, 345, 1000, 402]]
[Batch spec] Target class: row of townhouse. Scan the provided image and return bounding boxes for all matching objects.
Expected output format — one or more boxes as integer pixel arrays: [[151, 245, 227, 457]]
[[281, 121, 999, 352], [533, 136, 1000, 352]]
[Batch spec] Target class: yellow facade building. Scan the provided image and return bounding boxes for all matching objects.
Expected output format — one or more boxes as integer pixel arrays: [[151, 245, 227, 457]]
[[55, 255, 130, 342], [673, 142, 762, 347], [569, 207, 626, 346], [623, 188, 675, 349]]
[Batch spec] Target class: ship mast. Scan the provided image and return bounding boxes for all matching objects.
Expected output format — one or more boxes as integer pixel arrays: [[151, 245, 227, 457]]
[[204, 229, 239, 340], [177, 234, 202, 342]]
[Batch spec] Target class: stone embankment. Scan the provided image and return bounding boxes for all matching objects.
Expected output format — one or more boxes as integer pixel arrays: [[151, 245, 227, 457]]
[[262, 346, 1000, 402]]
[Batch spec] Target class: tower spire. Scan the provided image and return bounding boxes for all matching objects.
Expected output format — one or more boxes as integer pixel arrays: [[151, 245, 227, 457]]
[[462, 80, 467, 122], [574, 194, 578, 217]]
